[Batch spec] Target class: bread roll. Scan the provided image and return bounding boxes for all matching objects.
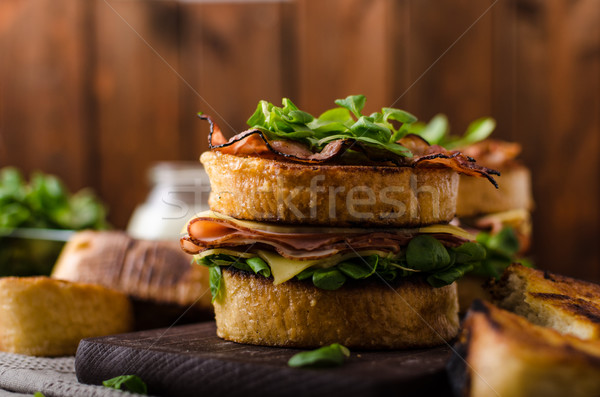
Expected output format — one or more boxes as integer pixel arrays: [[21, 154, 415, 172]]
[[456, 164, 533, 217], [52, 231, 213, 329]]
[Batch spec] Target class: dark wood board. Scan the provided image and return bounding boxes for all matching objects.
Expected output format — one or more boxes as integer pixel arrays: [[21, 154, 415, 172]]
[[75, 322, 453, 397]]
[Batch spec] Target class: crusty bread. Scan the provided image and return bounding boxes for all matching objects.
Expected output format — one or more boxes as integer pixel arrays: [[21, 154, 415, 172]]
[[201, 151, 459, 227], [213, 269, 459, 349], [52, 231, 213, 329], [456, 164, 533, 217], [488, 264, 600, 340], [0, 277, 132, 356], [448, 300, 600, 397]]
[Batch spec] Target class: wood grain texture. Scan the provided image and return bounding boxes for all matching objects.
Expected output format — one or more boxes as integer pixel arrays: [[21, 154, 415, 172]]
[[75, 322, 453, 397], [93, 0, 182, 228], [177, 0, 295, 159], [0, 0, 598, 282], [402, 0, 495, 131], [491, 0, 600, 281], [296, 0, 392, 114], [0, 0, 92, 190]]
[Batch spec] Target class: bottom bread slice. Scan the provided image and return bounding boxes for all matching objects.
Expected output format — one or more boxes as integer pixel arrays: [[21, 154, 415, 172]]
[[213, 269, 459, 349], [448, 300, 600, 397], [0, 277, 132, 356]]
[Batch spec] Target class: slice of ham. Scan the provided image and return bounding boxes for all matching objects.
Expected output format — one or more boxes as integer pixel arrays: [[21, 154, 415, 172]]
[[180, 215, 469, 260], [200, 114, 499, 187]]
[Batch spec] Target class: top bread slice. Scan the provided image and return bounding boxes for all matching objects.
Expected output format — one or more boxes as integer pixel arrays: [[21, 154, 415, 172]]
[[488, 263, 600, 340], [448, 300, 600, 397], [456, 163, 533, 217], [201, 151, 459, 227]]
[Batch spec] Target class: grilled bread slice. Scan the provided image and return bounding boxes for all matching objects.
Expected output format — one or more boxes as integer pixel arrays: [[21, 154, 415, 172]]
[[213, 268, 459, 349], [488, 264, 600, 339], [201, 151, 459, 227], [0, 277, 132, 356], [448, 300, 600, 397]]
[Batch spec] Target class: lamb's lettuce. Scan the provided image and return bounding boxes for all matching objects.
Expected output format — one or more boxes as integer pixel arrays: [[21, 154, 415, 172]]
[[409, 114, 496, 149], [246, 95, 416, 157], [196, 238, 486, 301]]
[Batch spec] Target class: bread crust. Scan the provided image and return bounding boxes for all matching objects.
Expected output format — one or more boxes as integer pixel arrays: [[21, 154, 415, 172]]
[[0, 277, 132, 356], [488, 264, 600, 340], [52, 230, 212, 310], [456, 164, 533, 217], [451, 301, 600, 397], [213, 269, 459, 349], [201, 151, 459, 227]]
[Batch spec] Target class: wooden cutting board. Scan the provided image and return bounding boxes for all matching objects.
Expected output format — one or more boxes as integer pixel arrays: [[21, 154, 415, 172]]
[[75, 322, 453, 397]]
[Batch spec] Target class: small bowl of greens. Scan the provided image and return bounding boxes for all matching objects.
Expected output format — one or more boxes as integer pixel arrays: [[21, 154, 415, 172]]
[[0, 167, 109, 276]]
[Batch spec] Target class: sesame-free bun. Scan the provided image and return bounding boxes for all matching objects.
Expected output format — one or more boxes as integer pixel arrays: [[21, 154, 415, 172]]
[[201, 151, 459, 227], [456, 164, 533, 217], [213, 269, 459, 349]]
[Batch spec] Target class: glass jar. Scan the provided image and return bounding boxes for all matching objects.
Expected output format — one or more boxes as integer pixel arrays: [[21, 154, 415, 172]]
[[127, 162, 210, 240]]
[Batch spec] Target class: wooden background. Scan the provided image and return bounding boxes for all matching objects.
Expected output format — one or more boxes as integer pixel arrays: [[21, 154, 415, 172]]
[[1, 0, 599, 281]]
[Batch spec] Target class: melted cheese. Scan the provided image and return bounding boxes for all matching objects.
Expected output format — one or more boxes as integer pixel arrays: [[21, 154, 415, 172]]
[[196, 248, 400, 285]]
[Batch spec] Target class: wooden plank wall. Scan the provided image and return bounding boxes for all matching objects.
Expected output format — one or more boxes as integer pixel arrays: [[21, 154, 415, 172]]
[[0, 0, 598, 281]]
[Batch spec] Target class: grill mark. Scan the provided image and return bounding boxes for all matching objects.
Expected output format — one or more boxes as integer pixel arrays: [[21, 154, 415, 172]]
[[529, 292, 600, 324]]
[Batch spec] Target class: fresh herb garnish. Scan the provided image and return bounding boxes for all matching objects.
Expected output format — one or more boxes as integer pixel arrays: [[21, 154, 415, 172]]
[[288, 343, 350, 368], [102, 375, 148, 394], [409, 114, 496, 149], [246, 95, 417, 157]]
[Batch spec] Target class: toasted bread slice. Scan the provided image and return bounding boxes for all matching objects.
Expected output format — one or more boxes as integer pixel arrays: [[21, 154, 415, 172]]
[[214, 269, 459, 349], [201, 151, 459, 227], [448, 300, 600, 397], [488, 264, 600, 339], [456, 164, 533, 217]]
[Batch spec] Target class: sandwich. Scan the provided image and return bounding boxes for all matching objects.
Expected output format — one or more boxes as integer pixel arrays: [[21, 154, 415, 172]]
[[410, 115, 534, 310], [180, 95, 498, 349], [448, 300, 600, 397]]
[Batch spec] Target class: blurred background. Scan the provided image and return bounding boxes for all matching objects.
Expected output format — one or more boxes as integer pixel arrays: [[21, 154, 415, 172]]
[[0, 0, 598, 280]]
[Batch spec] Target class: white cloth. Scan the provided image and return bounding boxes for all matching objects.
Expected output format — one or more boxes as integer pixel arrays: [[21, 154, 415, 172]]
[[0, 352, 145, 397]]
